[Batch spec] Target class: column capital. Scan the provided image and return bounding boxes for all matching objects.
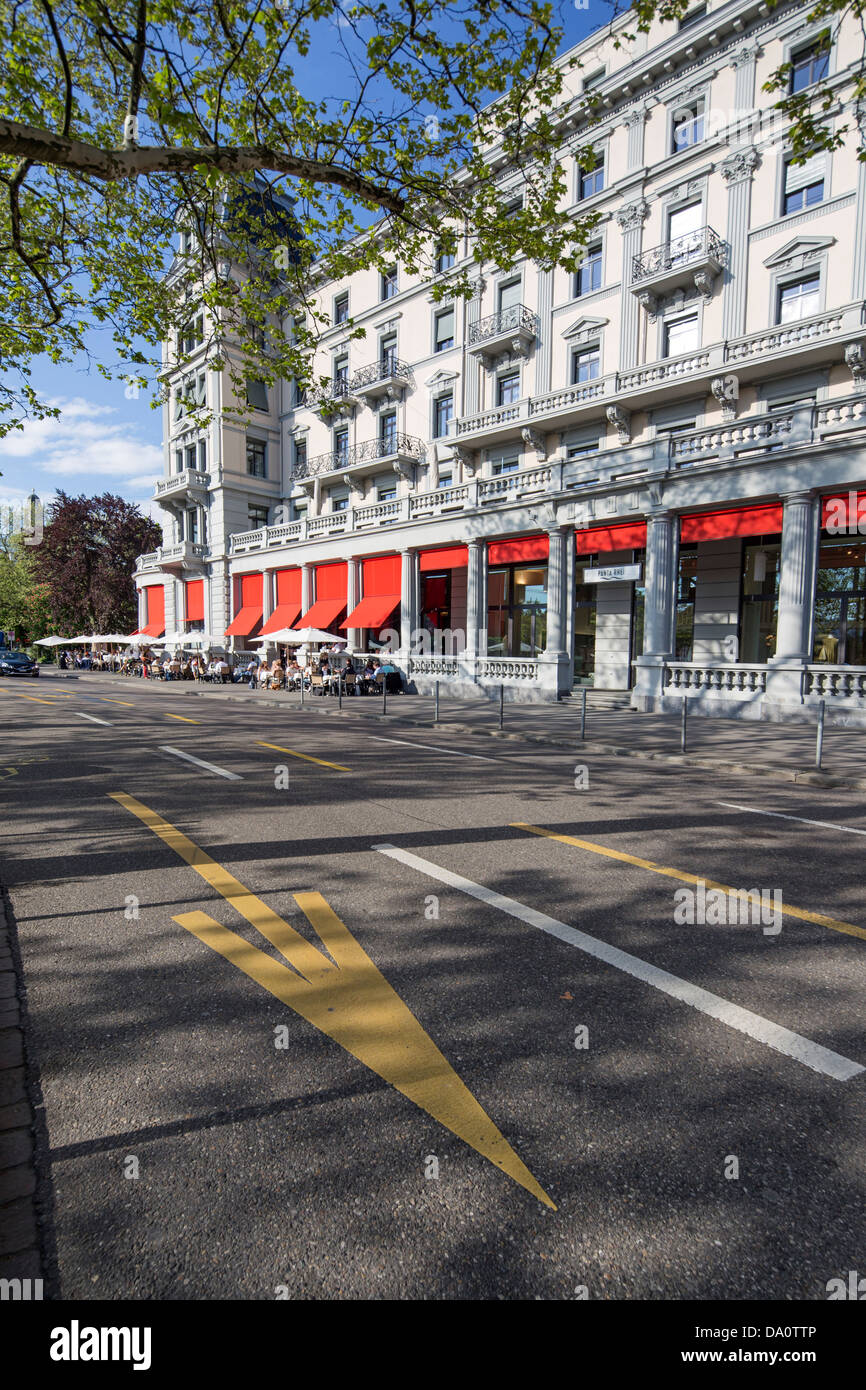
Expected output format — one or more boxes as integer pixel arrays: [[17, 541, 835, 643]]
[[645, 508, 673, 523], [781, 489, 814, 505], [615, 198, 650, 232], [719, 146, 760, 185]]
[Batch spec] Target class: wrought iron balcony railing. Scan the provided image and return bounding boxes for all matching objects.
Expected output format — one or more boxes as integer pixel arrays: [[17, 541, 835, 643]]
[[294, 431, 426, 478], [468, 304, 539, 346], [349, 357, 413, 391], [632, 225, 725, 283]]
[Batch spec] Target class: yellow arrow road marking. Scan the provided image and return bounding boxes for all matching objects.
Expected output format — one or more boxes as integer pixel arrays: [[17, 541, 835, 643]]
[[165, 713, 202, 723], [513, 822, 866, 943], [0, 767, 19, 779], [256, 740, 350, 772], [110, 791, 553, 1208]]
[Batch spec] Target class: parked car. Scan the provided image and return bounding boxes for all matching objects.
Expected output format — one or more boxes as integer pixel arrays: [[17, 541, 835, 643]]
[[0, 651, 39, 678]]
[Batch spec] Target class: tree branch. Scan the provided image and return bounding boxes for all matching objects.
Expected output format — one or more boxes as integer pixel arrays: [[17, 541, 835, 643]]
[[0, 118, 408, 214]]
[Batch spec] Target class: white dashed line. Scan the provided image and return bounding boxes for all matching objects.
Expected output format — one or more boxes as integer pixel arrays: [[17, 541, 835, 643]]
[[373, 842, 864, 1083], [717, 801, 866, 837], [159, 745, 242, 780]]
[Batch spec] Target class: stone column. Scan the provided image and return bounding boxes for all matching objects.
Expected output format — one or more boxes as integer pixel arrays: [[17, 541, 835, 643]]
[[346, 557, 362, 654], [624, 105, 648, 171], [465, 277, 485, 415], [852, 112, 866, 301], [720, 147, 760, 342], [300, 562, 312, 616], [399, 548, 416, 654], [545, 527, 569, 657], [731, 40, 761, 114], [535, 268, 553, 395], [774, 493, 815, 661], [261, 570, 273, 627], [465, 538, 482, 660], [616, 199, 649, 372], [643, 511, 676, 656], [631, 510, 676, 710], [767, 492, 816, 707]]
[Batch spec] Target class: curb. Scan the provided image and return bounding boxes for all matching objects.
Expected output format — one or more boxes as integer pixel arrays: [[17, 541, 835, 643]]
[[57, 671, 866, 792], [0, 884, 51, 1293]]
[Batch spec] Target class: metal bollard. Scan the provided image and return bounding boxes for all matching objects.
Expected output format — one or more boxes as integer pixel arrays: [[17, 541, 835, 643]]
[[816, 698, 825, 770], [434, 680, 439, 724], [300, 676, 304, 708], [499, 683, 504, 730], [681, 696, 688, 754], [338, 674, 343, 711], [580, 686, 587, 741], [383, 681, 387, 716]]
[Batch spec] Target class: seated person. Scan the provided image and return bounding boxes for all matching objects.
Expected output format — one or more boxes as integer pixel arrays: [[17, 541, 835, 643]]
[[270, 659, 284, 689], [257, 661, 270, 688]]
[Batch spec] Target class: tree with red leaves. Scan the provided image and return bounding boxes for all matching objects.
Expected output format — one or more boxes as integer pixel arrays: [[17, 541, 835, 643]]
[[32, 493, 162, 635]]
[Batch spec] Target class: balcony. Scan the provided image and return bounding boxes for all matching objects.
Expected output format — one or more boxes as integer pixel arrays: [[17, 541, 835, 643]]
[[468, 304, 539, 362], [631, 225, 725, 305], [136, 541, 208, 573], [153, 468, 210, 506], [309, 378, 358, 420], [294, 432, 427, 482], [349, 357, 414, 403]]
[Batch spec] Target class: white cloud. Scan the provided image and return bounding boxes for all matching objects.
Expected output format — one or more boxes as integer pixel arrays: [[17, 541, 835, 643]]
[[0, 395, 162, 490]]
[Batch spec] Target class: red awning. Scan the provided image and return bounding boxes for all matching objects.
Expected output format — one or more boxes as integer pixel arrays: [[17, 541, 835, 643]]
[[225, 605, 262, 637], [261, 603, 303, 634], [488, 535, 549, 565], [680, 504, 783, 542], [184, 579, 204, 623], [340, 595, 399, 630], [419, 545, 468, 571], [576, 522, 647, 554], [295, 597, 345, 630], [138, 584, 165, 637], [822, 491, 866, 529]]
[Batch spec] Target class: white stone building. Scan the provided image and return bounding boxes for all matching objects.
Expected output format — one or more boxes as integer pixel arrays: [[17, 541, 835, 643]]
[[136, 0, 866, 721]]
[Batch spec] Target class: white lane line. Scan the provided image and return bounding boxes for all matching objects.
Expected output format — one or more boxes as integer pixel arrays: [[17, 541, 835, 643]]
[[372, 842, 863, 1083], [159, 745, 242, 781], [717, 801, 866, 838], [74, 711, 113, 726], [368, 735, 498, 763]]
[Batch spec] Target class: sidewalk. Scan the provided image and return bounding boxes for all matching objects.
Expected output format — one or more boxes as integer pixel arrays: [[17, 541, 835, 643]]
[[48, 669, 866, 791]]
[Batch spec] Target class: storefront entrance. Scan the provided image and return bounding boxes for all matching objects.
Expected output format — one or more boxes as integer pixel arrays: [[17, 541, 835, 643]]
[[813, 536, 866, 665]]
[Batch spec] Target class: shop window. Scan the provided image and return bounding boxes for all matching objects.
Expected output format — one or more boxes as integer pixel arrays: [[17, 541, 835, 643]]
[[813, 535, 866, 665], [573, 558, 598, 686], [421, 572, 452, 636], [740, 540, 781, 663], [487, 565, 547, 658], [676, 546, 698, 660]]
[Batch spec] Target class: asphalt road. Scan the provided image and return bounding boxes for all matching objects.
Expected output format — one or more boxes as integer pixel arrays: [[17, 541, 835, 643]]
[[1, 669, 864, 1301]]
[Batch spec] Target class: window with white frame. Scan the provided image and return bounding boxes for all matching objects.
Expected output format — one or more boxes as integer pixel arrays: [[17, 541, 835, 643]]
[[567, 439, 599, 458], [433, 393, 453, 437], [574, 241, 602, 296], [334, 426, 349, 462], [435, 246, 455, 273], [381, 334, 398, 373], [790, 38, 829, 94], [577, 152, 604, 200], [571, 344, 601, 384], [174, 448, 184, 473], [197, 439, 207, 469], [671, 96, 706, 153], [498, 279, 522, 315], [497, 370, 520, 405], [380, 410, 397, 451], [777, 274, 820, 323], [184, 443, 197, 471], [248, 504, 269, 529], [434, 306, 455, 352], [664, 313, 700, 357], [491, 456, 519, 476], [334, 353, 349, 389], [329, 488, 349, 513], [334, 292, 349, 324], [782, 155, 825, 215], [381, 267, 398, 300], [437, 471, 453, 489], [377, 482, 397, 502]]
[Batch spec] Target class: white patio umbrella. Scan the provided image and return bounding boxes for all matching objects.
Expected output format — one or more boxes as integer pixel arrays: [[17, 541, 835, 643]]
[[34, 636, 65, 646], [289, 626, 348, 645]]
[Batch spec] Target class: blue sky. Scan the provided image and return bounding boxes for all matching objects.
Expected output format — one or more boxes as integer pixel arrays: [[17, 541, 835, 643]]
[[0, 1, 610, 522]]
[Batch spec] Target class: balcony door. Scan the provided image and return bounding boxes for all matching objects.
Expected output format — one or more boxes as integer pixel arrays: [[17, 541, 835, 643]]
[[668, 202, 703, 266]]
